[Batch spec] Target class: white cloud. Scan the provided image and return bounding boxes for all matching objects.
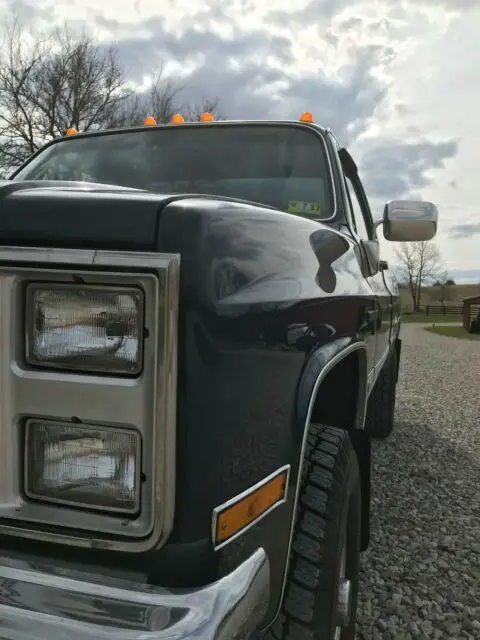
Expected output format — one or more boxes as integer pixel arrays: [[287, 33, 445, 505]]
[[1, 0, 478, 281]]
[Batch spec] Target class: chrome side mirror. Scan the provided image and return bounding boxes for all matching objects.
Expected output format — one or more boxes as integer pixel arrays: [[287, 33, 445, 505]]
[[381, 200, 438, 242]]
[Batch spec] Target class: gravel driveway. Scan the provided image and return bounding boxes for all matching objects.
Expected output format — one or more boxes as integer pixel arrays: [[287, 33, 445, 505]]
[[357, 323, 480, 639]]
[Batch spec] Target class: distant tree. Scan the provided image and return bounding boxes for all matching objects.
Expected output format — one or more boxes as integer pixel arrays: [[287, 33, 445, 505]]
[[115, 70, 223, 127], [112, 71, 181, 128], [184, 97, 223, 121], [0, 19, 222, 175], [431, 275, 456, 305], [394, 241, 443, 311], [0, 20, 132, 172]]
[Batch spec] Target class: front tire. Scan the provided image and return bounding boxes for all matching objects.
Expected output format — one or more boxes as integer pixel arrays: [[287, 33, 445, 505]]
[[267, 424, 361, 640]]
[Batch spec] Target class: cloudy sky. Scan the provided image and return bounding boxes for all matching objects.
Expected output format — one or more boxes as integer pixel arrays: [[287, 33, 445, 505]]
[[3, 0, 480, 282]]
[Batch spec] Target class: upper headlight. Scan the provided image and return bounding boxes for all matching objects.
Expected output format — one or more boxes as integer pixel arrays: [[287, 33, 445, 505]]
[[25, 283, 144, 375]]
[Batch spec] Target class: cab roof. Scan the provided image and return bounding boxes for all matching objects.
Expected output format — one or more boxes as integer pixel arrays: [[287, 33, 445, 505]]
[[60, 113, 328, 142]]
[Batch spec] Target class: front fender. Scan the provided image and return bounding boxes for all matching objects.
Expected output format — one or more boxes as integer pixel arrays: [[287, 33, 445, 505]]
[[152, 199, 373, 629]]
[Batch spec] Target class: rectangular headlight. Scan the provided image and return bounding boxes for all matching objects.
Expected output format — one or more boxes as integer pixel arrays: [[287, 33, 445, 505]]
[[25, 420, 141, 514], [25, 283, 144, 374]]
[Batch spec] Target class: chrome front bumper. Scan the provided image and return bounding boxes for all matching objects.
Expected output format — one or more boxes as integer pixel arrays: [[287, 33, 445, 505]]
[[0, 548, 270, 640]]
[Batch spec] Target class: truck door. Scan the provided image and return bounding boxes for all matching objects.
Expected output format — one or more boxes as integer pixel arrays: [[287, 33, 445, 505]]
[[346, 175, 392, 370], [341, 170, 388, 389], [340, 173, 380, 394]]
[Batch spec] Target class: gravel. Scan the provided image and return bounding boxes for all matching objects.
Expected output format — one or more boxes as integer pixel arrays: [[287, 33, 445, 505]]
[[356, 323, 480, 639]]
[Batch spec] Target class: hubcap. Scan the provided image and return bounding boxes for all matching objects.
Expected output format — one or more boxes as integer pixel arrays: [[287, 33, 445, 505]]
[[334, 534, 352, 639]]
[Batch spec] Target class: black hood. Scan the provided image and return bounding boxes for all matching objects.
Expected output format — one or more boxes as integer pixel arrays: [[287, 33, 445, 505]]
[[0, 180, 173, 251], [0, 180, 283, 252]]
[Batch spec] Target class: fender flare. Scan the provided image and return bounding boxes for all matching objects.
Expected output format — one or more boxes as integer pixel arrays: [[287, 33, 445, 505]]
[[268, 338, 369, 626], [295, 337, 368, 433]]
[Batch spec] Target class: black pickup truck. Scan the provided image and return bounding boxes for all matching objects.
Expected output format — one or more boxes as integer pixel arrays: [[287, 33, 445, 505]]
[[0, 116, 437, 640]]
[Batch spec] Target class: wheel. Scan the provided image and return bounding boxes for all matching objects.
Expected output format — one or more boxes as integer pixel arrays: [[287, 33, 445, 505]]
[[364, 347, 398, 440], [266, 424, 361, 640]]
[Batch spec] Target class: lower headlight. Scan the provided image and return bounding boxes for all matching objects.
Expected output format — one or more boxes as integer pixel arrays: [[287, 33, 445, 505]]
[[25, 283, 144, 375], [25, 420, 141, 514]]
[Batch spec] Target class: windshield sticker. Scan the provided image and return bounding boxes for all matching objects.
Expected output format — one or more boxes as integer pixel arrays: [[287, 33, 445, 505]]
[[288, 201, 322, 215]]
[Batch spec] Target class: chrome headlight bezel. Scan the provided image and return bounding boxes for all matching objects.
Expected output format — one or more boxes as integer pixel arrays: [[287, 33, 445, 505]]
[[0, 247, 179, 553], [24, 419, 142, 515], [24, 282, 145, 376]]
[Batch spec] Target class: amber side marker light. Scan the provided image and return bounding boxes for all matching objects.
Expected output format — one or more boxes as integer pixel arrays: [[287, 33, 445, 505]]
[[212, 464, 290, 549]]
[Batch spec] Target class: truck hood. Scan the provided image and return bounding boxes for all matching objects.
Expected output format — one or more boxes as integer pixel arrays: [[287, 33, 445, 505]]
[[0, 180, 277, 251], [0, 180, 190, 251], [0, 180, 354, 305]]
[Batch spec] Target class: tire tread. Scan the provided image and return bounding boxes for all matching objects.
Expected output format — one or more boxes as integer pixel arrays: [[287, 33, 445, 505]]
[[264, 424, 360, 639]]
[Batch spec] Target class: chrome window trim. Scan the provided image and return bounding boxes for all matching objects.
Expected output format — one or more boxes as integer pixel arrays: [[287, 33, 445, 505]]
[[211, 464, 291, 551], [0, 246, 180, 553]]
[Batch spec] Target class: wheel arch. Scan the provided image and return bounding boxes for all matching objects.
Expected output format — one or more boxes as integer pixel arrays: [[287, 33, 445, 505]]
[[295, 339, 368, 434], [268, 340, 370, 629]]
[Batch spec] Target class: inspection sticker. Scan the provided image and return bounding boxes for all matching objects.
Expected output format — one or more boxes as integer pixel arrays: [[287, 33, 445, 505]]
[[287, 201, 322, 216]]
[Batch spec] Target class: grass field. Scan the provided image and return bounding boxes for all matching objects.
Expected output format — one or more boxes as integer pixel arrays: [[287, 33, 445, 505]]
[[401, 314, 462, 324], [424, 326, 480, 340]]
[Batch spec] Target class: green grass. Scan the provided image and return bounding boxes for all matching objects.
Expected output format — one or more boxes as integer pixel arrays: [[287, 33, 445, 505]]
[[424, 326, 480, 340], [401, 314, 461, 324]]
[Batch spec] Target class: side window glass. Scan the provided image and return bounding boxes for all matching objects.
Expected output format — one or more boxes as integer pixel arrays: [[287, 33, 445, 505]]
[[344, 176, 371, 241]]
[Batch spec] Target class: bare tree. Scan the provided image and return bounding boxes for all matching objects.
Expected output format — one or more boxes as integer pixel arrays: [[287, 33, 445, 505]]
[[182, 97, 223, 121], [0, 20, 223, 175], [113, 70, 183, 127], [431, 274, 455, 305], [0, 19, 133, 172], [394, 241, 442, 311], [108, 67, 223, 127]]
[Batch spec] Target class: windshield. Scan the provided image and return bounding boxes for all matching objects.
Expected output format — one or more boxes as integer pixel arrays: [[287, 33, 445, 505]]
[[12, 124, 334, 219]]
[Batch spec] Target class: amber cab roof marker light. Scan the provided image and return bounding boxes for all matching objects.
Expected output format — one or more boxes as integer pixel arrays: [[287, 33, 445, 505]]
[[299, 112, 314, 123], [144, 116, 157, 126], [200, 112, 214, 122], [65, 127, 78, 136], [170, 113, 185, 124]]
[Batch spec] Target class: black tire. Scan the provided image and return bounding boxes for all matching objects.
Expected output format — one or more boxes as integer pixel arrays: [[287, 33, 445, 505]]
[[266, 424, 361, 640], [364, 347, 398, 440]]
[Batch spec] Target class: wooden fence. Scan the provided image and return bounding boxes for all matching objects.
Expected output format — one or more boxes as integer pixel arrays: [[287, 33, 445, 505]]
[[425, 305, 463, 316], [424, 304, 480, 320]]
